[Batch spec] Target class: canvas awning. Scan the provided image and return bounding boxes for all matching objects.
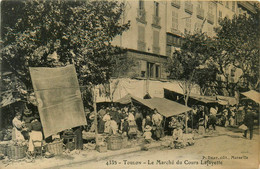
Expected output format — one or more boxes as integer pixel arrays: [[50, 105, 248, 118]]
[[132, 97, 192, 117], [29, 65, 87, 138], [164, 88, 217, 104], [241, 90, 260, 104], [216, 95, 237, 106], [115, 93, 133, 104]]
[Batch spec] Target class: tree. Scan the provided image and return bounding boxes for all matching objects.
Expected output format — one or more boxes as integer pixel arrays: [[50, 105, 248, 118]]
[[166, 32, 217, 133], [213, 7, 260, 93], [1, 0, 130, 106], [166, 32, 217, 106]]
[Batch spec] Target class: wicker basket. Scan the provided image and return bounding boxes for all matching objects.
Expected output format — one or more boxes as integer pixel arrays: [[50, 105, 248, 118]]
[[0, 144, 7, 156], [7, 145, 26, 160], [47, 141, 63, 155], [107, 136, 122, 150], [121, 137, 128, 149]]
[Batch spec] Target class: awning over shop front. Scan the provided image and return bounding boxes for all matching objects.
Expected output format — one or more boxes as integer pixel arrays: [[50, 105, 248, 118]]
[[216, 95, 237, 106], [132, 97, 192, 117], [115, 93, 133, 104], [241, 90, 260, 104], [164, 88, 217, 104]]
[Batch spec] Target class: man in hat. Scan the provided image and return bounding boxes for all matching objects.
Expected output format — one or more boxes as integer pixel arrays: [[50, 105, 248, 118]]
[[152, 109, 164, 140], [243, 105, 255, 140]]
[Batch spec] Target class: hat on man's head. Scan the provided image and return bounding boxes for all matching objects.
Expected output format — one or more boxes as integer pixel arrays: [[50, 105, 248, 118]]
[[24, 109, 32, 115], [145, 125, 152, 131], [176, 123, 182, 128]]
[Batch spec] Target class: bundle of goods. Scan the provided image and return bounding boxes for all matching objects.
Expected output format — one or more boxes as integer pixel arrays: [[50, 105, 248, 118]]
[[96, 142, 107, 153], [83, 143, 96, 150], [107, 135, 123, 150], [46, 140, 63, 155], [82, 131, 95, 141], [7, 140, 27, 160], [95, 135, 107, 153], [3, 129, 12, 141], [173, 140, 185, 149], [183, 134, 195, 146]]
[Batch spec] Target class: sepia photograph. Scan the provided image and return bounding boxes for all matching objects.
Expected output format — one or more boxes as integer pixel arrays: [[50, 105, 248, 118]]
[[0, 0, 259, 169]]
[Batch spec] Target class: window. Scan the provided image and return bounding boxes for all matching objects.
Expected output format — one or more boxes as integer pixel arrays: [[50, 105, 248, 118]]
[[138, 26, 146, 51], [185, 18, 191, 33], [153, 30, 159, 47], [154, 2, 159, 17], [139, 0, 144, 10], [195, 22, 202, 32], [147, 62, 155, 78], [138, 26, 145, 42], [232, 2, 235, 12], [155, 65, 160, 78], [225, 1, 229, 9], [208, 2, 213, 14], [198, 1, 203, 8], [219, 10, 222, 19], [172, 11, 178, 30], [166, 45, 171, 57]]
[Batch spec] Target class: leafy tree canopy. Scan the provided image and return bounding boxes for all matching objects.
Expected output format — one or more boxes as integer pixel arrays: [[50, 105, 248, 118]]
[[214, 8, 260, 91], [166, 33, 217, 97], [1, 0, 130, 92]]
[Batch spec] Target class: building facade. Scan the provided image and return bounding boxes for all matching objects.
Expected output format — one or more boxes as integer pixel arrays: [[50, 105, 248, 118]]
[[111, 1, 255, 81]]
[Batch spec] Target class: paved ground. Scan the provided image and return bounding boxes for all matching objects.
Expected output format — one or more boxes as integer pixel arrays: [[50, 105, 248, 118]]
[[1, 126, 259, 169]]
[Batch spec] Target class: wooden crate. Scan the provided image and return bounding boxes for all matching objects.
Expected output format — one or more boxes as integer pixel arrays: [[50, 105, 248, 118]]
[[96, 144, 107, 153]]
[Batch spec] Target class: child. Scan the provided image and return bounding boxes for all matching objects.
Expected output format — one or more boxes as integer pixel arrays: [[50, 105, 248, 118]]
[[143, 125, 152, 144]]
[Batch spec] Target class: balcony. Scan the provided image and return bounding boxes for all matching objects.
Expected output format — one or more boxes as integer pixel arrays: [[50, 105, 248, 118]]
[[152, 15, 161, 29], [207, 13, 214, 24], [153, 46, 160, 55], [196, 7, 204, 20], [171, 0, 180, 8], [136, 9, 147, 24], [137, 41, 146, 52], [185, 2, 193, 14]]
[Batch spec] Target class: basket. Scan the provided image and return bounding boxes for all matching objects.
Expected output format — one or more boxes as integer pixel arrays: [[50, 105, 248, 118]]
[[47, 141, 63, 155], [121, 137, 128, 149], [107, 136, 122, 150], [0, 144, 7, 156], [7, 145, 26, 160]]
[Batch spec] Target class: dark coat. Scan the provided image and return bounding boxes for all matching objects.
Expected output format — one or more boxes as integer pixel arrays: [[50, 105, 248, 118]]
[[244, 110, 254, 128]]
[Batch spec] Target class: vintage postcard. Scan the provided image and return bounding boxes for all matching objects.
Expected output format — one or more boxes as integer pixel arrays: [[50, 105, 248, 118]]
[[0, 0, 259, 169]]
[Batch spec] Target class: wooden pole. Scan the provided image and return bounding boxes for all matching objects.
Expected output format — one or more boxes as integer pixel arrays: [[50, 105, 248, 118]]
[[93, 86, 98, 140]]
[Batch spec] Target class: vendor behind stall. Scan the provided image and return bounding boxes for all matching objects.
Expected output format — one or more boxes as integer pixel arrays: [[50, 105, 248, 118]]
[[28, 119, 43, 154], [152, 109, 163, 140], [12, 112, 25, 141]]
